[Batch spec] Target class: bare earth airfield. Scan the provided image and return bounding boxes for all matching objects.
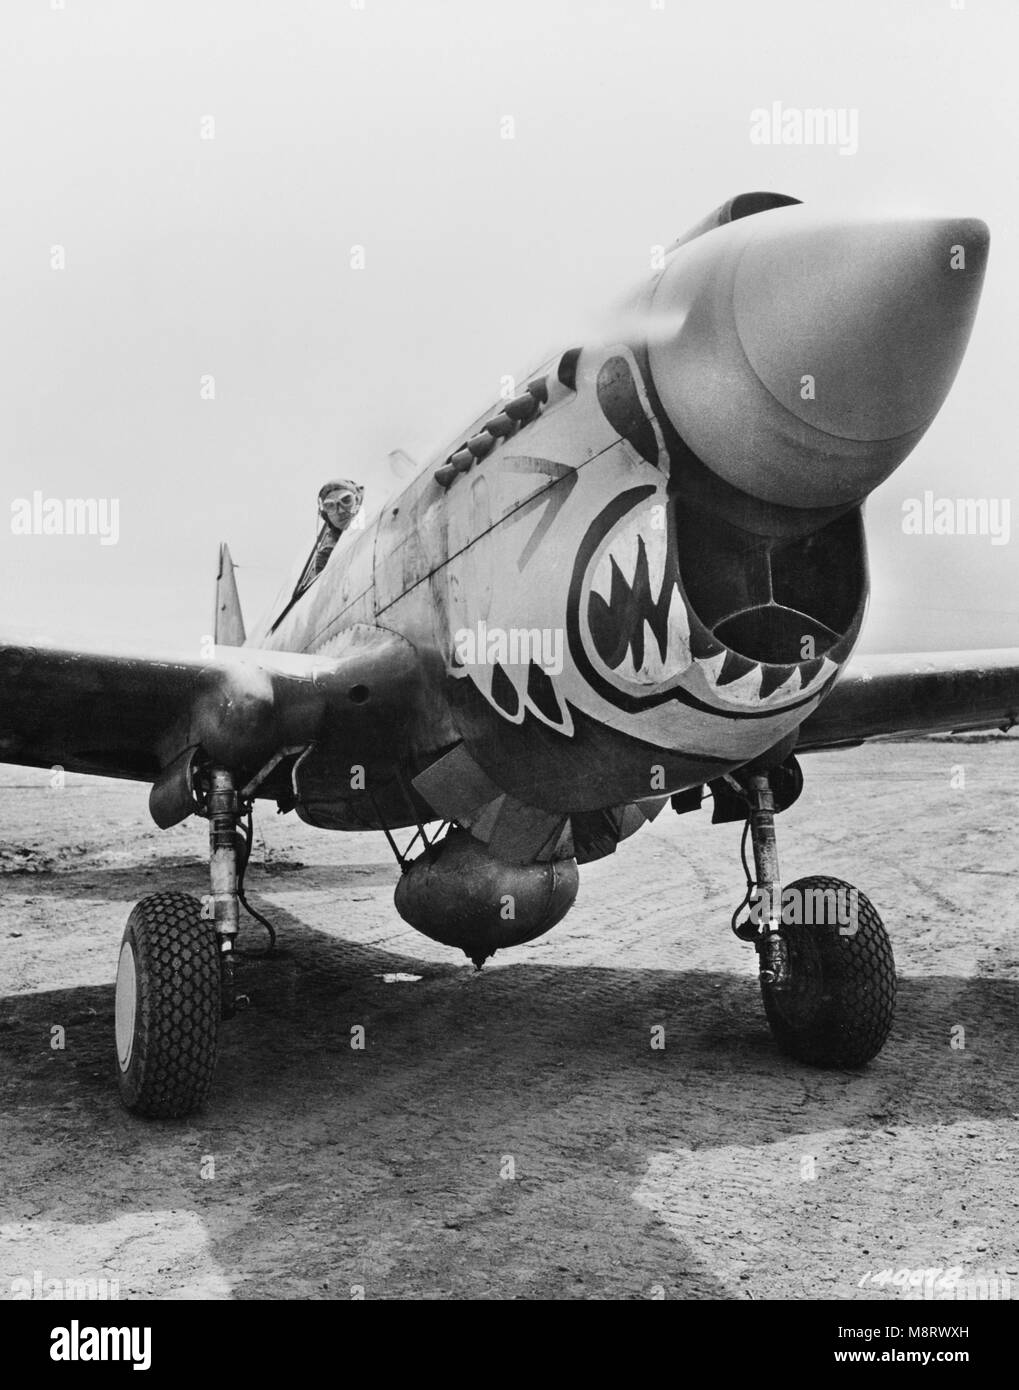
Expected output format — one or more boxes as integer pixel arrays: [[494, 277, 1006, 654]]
[[2, 741, 1018, 1301]]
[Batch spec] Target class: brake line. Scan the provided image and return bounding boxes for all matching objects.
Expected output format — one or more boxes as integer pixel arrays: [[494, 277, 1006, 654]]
[[729, 816, 755, 937], [234, 808, 278, 954]]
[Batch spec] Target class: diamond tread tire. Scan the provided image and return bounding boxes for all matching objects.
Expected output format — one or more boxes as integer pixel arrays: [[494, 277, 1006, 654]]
[[760, 875, 896, 1067], [115, 892, 221, 1118]]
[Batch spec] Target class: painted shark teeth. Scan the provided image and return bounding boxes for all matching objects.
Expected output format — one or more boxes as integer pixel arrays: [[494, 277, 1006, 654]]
[[695, 650, 727, 686], [691, 650, 835, 707], [462, 657, 575, 736], [587, 505, 699, 685], [665, 586, 691, 667], [590, 513, 669, 610], [586, 506, 841, 708], [715, 661, 764, 704], [639, 621, 667, 682]]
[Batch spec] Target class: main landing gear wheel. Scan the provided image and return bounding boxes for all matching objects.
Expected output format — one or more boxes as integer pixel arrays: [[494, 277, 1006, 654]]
[[760, 875, 896, 1068], [115, 892, 221, 1118]]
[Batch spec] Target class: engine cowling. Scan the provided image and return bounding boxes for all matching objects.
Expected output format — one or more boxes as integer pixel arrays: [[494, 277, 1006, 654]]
[[394, 829, 579, 967]]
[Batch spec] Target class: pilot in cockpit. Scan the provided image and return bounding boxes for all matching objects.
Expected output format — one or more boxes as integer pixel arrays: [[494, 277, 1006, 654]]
[[312, 479, 364, 575]]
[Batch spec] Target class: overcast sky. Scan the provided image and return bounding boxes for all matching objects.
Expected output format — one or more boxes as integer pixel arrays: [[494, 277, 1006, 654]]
[[1, 0, 1017, 656]]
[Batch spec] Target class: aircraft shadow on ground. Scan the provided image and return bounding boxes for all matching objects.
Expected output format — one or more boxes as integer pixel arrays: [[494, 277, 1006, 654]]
[[0, 860, 400, 902], [2, 883, 1016, 1300]]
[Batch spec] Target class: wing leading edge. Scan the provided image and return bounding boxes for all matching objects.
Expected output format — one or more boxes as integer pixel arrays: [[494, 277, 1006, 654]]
[[798, 649, 1019, 750], [0, 627, 418, 810]]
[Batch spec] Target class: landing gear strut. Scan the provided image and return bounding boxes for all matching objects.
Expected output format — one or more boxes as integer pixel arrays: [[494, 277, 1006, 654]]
[[742, 773, 790, 989], [115, 766, 246, 1117], [207, 768, 240, 1020], [731, 768, 896, 1068]]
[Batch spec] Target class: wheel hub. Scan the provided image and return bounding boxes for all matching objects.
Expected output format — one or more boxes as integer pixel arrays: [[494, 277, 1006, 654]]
[[114, 941, 137, 1070]]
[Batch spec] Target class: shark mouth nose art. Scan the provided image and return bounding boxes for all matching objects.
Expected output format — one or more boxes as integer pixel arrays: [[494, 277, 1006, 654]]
[[571, 487, 865, 716]]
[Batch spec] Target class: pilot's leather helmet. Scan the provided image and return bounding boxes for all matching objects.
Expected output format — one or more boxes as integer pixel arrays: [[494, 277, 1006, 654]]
[[318, 479, 364, 532]]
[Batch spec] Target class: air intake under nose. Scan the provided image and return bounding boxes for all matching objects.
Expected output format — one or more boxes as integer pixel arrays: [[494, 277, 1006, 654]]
[[713, 605, 838, 665], [673, 503, 866, 669]]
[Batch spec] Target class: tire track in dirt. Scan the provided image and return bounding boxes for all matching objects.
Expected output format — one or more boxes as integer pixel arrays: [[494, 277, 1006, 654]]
[[2, 747, 1017, 1300]]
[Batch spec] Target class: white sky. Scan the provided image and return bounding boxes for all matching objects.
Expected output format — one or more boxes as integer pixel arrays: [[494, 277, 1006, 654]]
[[1, 0, 1017, 655]]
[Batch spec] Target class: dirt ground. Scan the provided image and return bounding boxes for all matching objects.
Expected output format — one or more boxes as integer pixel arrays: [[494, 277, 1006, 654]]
[[1, 742, 1018, 1301]]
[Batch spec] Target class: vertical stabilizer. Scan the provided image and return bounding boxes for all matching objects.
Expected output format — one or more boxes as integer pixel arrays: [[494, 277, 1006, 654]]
[[214, 543, 246, 647]]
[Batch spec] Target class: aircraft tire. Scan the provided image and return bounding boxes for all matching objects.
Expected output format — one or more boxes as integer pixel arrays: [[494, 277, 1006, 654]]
[[115, 892, 221, 1117], [760, 876, 895, 1067]]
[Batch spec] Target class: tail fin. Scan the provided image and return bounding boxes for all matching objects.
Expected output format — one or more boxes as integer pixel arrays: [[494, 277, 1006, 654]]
[[214, 543, 246, 647]]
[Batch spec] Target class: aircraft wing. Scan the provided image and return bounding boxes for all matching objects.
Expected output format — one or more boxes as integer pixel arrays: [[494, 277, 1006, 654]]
[[0, 629, 416, 807], [797, 649, 1019, 750]]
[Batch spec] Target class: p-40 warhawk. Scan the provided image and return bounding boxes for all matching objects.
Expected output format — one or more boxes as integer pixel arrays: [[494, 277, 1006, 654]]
[[1, 192, 1005, 1117]]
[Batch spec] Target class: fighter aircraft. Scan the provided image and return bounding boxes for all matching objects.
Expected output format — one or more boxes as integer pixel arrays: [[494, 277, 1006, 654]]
[[1, 191, 1006, 1118]]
